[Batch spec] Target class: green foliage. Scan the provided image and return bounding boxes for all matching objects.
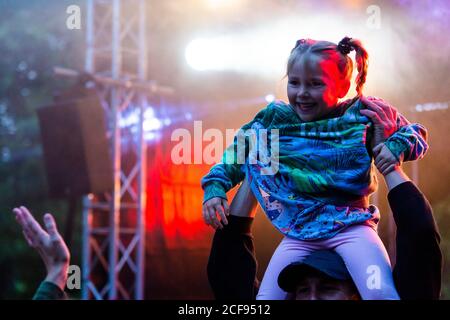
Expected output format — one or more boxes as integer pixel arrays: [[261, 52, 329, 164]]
[[0, 1, 84, 299]]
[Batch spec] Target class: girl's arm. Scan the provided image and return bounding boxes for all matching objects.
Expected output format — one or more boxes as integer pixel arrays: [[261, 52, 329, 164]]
[[386, 170, 442, 300], [384, 112, 428, 162], [201, 104, 274, 204], [360, 97, 429, 162]]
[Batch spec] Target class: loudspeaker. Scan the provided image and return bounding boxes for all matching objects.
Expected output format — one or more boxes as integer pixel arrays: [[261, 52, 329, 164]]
[[37, 95, 113, 197]]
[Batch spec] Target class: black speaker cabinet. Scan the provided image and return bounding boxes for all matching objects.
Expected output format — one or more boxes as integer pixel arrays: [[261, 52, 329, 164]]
[[37, 96, 113, 197]]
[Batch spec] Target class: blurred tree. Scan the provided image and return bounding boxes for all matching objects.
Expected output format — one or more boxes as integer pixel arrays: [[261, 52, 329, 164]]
[[0, 0, 84, 299]]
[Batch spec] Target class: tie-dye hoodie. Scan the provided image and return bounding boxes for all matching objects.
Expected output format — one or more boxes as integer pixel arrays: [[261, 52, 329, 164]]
[[201, 98, 428, 240]]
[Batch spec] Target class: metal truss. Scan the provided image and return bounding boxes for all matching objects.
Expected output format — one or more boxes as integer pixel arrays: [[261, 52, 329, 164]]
[[82, 0, 148, 300]]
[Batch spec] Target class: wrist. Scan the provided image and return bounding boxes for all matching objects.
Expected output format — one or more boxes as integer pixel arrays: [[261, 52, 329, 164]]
[[203, 182, 227, 204], [45, 263, 69, 291], [383, 167, 411, 191]]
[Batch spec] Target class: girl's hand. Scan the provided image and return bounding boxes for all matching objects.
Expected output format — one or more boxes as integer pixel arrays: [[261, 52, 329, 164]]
[[373, 143, 403, 176], [202, 197, 230, 230]]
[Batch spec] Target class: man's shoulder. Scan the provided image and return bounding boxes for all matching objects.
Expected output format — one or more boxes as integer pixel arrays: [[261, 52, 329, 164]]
[[32, 281, 67, 300]]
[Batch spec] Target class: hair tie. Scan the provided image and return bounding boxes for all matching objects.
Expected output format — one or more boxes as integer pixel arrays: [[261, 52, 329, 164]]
[[337, 37, 353, 55], [294, 38, 306, 49]]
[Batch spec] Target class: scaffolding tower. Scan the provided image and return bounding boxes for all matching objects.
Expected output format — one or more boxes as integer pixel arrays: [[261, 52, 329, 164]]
[[81, 0, 148, 300]]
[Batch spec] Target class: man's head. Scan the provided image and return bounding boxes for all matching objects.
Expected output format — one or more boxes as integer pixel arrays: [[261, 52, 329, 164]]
[[278, 250, 360, 300]]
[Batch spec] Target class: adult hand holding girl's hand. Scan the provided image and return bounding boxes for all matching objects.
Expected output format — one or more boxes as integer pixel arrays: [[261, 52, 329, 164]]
[[360, 96, 403, 175], [373, 143, 403, 176], [360, 96, 398, 147], [202, 197, 230, 229]]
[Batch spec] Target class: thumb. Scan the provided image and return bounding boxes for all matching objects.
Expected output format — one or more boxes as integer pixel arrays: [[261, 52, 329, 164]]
[[373, 143, 383, 156], [43, 213, 60, 241]]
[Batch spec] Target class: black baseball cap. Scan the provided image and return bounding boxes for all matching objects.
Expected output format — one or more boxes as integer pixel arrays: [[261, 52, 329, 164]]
[[278, 250, 352, 292]]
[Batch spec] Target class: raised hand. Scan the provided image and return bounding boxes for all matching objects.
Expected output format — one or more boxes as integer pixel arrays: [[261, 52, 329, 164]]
[[13, 206, 70, 290]]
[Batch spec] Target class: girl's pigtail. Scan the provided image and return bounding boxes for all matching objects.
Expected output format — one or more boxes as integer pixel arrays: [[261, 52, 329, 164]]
[[348, 38, 369, 96]]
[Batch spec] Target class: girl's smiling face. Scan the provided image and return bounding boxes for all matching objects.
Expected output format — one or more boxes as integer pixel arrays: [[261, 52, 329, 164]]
[[287, 53, 350, 122]]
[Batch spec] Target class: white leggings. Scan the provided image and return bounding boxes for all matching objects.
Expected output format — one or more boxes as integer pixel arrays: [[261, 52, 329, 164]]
[[256, 224, 400, 300]]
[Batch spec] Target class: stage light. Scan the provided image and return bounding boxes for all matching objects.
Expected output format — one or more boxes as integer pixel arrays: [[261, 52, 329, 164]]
[[185, 37, 232, 71], [144, 107, 155, 118], [415, 102, 449, 112], [265, 94, 275, 103], [119, 106, 167, 142], [143, 117, 162, 131], [144, 131, 162, 142], [185, 34, 289, 75], [184, 16, 354, 77], [206, 0, 240, 10], [119, 111, 138, 128], [184, 13, 403, 99]]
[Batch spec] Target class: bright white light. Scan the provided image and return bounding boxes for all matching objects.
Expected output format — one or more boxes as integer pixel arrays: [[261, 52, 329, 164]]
[[206, 0, 239, 9], [119, 112, 139, 128], [184, 16, 350, 77], [208, 0, 225, 7], [185, 34, 287, 74], [120, 106, 167, 135], [144, 117, 162, 131], [144, 131, 162, 142], [184, 14, 394, 90], [144, 107, 155, 118], [265, 94, 275, 103], [185, 37, 233, 71], [415, 102, 449, 112]]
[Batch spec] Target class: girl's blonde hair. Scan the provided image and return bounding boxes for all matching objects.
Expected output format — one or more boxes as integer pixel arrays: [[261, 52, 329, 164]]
[[285, 37, 369, 97]]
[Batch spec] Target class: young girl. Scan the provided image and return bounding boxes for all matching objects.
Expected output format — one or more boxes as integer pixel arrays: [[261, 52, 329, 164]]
[[201, 37, 428, 299]]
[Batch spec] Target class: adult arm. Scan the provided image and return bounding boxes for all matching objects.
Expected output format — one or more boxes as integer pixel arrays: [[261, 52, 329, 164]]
[[207, 178, 259, 300], [384, 170, 442, 299], [361, 97, 441, 299]]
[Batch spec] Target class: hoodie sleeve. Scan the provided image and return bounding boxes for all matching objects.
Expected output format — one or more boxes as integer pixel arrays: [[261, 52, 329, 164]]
[[384, 112, 428, 162], [201, 103, 276, 204]]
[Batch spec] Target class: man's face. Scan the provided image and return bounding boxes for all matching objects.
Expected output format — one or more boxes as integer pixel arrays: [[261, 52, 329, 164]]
[[294, 275, 359, 300]]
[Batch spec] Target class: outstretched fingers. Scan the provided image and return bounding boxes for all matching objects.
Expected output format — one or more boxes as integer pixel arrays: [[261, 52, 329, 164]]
[[19, 206, 46, 238], [43, 213, 60, 242]]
